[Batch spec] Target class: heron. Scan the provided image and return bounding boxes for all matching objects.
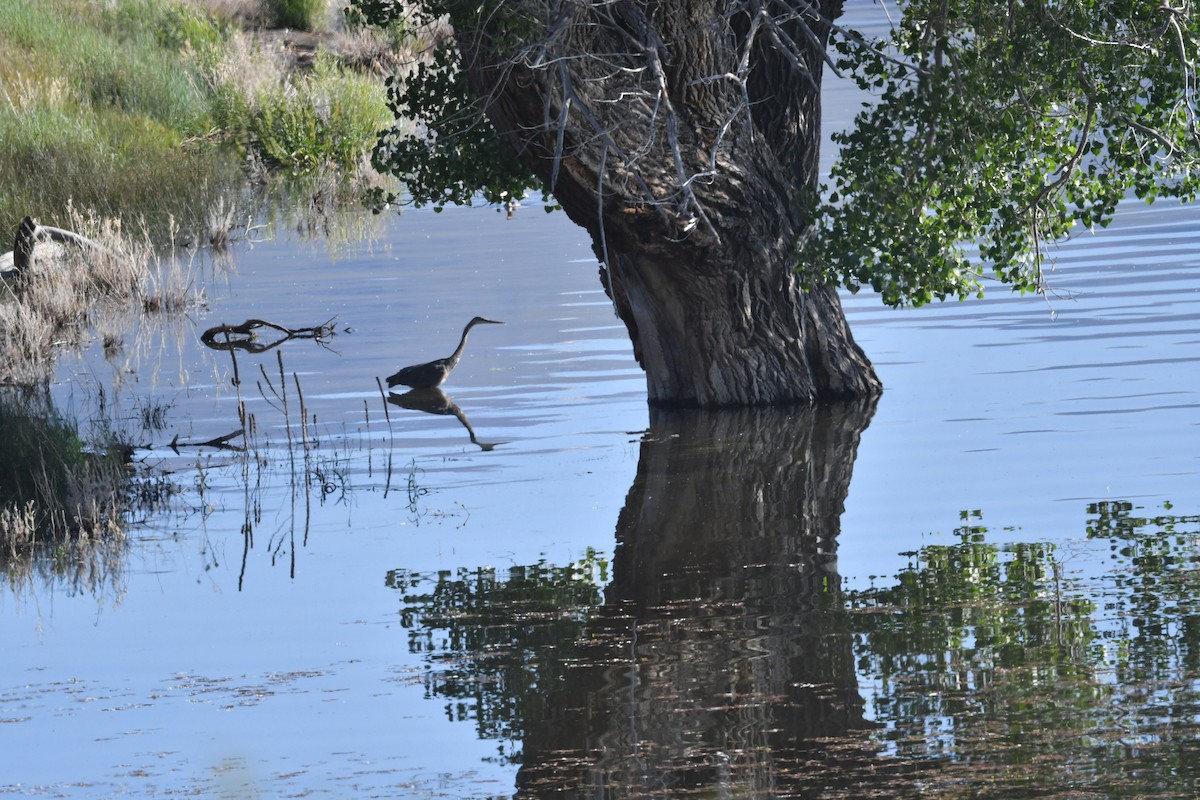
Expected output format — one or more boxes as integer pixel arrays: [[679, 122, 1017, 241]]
[[388, 387, 501, 451], [385, 316, 504, 389]]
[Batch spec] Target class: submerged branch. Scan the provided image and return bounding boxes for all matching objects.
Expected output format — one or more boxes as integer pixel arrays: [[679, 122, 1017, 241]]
[[200, 317, 339, 353], [169, 430, 245, 454]]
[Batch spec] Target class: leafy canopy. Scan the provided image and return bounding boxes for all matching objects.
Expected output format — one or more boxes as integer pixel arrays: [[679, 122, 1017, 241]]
[[354, 0, 1199, 305], [350, 0, 536, 210], [805, 0, 1200, 306]]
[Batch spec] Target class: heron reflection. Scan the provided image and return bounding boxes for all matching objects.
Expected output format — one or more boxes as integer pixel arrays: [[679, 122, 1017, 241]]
[[387, 388, 501, 451]]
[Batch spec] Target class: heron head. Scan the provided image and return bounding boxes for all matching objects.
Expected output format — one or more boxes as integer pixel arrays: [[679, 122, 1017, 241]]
[[469, 316, 504, 327]]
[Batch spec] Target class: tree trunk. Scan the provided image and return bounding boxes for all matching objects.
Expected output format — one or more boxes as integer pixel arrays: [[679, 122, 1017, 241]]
[[601, 241, 877, 406], [455, 0, 881, 406]]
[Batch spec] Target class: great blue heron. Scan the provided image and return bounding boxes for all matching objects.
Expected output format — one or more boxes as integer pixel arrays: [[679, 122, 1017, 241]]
[[385, 316, 503, 389]]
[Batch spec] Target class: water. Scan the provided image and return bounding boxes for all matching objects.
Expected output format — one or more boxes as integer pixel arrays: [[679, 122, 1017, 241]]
[[3, 194, 1197, 798], [2, 204, 650, 798], [843, 199, 1200, 550]]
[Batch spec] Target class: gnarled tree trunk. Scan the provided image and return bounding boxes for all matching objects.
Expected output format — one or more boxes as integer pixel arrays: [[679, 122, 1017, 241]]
[[454, 0, 880, 406]]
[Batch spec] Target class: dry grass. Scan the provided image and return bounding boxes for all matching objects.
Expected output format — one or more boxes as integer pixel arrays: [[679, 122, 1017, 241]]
[[0, 201, 214, 588], [0, 207, 202, 388], [193, 0, 450, 76], [198, 21, 289, 99], [2, 499, 127, 599], [193, 0, 276, 26]]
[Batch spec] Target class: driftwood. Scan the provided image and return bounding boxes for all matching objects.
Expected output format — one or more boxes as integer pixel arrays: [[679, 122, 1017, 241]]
[[0, 216, 115, 276], [168, 430, 245, 454], [200, 318, 338, 353]]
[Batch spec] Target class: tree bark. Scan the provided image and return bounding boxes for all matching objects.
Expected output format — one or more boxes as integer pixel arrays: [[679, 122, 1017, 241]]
[[454, 0, 881, 406]]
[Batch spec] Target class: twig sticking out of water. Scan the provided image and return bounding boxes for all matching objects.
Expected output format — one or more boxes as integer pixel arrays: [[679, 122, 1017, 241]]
[[293, 371, 310, 454], [376, 376, 395, 496]]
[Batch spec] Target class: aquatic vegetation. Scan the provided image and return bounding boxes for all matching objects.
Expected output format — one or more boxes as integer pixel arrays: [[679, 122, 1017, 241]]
[[0, 391, 129, 567]]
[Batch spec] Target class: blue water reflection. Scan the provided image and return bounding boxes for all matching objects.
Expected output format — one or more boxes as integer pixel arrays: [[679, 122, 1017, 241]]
[[2, 188, 1199, 796]]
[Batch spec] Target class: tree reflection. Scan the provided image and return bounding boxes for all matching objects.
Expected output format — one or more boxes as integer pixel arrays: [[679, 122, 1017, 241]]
[[387, 556, 608, 756], [515, 400, 887, 796], [389, 408, 1200, 798], [393, 400, 908, 794], [845, 504, 1200, 796]]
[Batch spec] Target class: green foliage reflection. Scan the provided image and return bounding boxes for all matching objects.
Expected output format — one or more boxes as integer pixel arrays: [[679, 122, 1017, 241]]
[[847, 504, 1200, 794], [392, 505, 1200, 795], [386, 551, 608, 759], [1086, 500, 1200, 688]]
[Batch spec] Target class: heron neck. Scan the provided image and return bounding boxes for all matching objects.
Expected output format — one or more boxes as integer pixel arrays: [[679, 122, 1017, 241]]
[[450, 324, 474, 363]]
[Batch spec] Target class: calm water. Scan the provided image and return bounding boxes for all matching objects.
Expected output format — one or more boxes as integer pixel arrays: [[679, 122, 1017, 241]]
[[2, 194, 1197, 797], [5, 9, 1200, 795]]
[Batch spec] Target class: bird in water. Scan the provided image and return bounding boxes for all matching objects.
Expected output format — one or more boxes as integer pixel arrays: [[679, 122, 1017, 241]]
[[385, 316, 504, 389]]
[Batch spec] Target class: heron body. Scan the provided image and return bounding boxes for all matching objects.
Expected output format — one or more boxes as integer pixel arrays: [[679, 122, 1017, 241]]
[[386, 316, 503, 389]]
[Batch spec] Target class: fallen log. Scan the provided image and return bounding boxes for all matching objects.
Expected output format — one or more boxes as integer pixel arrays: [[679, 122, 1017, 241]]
[[169, 430, 245, 454], [0, 216, 117, 277]]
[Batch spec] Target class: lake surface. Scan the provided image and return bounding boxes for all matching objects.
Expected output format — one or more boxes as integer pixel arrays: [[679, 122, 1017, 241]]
[[5, 7, 1200, 795], [3, 191, 1197, 798]]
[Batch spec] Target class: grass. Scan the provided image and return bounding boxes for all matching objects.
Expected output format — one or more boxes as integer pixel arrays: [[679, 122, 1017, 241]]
[[0, 391, 130, 559], [0, 206, 191, 587], [249, 51, 390, 172], [0, 0, 238, 235], [0, 0, 403, 239], [0, 206, 196, 386], [0, 386, 155, 597]]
